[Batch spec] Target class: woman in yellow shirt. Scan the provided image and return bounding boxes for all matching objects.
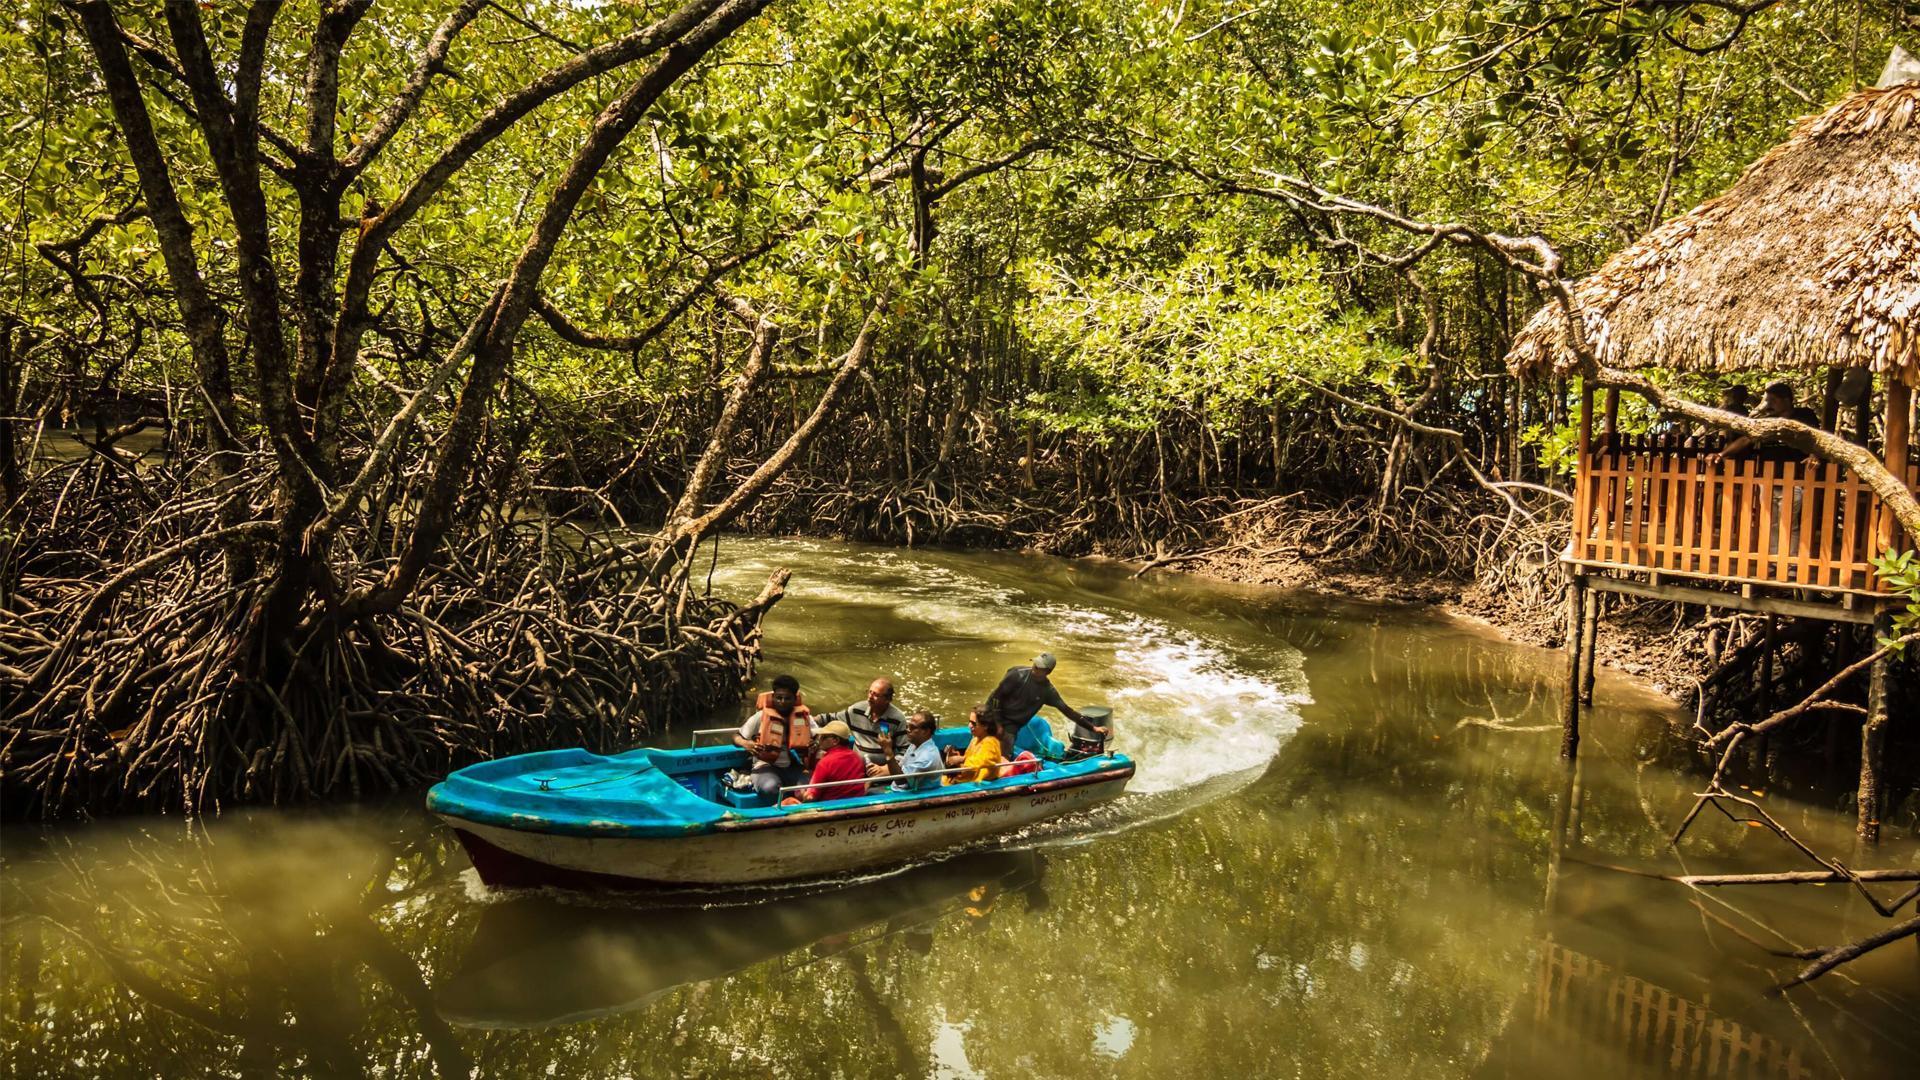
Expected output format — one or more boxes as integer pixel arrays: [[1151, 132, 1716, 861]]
[[943, 710, 1003, 785]]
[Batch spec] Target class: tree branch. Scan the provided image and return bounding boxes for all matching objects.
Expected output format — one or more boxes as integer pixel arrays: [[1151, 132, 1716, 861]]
[[341, 0, 489, 177], [365, 0, 774, 610]]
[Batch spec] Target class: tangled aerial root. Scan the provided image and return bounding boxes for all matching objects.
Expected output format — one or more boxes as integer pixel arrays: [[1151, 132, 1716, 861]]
[[736, 463, 1560, 582], [1, 456, 784, 819]]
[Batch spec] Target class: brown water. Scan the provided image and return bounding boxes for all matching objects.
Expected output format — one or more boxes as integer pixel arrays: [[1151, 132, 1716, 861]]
[[3, 539, 1915, 1079]]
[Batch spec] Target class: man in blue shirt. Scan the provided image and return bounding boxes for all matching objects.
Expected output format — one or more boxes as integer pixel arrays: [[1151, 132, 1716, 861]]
[[984, 653, 1105, 761], [879, 710, 944, 792]]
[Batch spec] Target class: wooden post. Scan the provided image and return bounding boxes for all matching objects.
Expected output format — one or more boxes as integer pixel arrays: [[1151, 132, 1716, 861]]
[[1578, 589, 1599, 704], [1544, 749, 1585, 913], [1561, 575, 1585, 761], [1571, 382, 1594, 564], [1600, 387, 1620, 444], [1857, 610, 1894, 843], [1820, 367, 1844, 433], [1579, 382, 1595, 457], [1756, 614, 1776, 772], [1883, 378, 1912, 554], [1759, 615, 1775, 713]]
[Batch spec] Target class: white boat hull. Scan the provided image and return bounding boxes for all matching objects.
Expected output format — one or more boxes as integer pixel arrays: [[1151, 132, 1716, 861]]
[[442, 770, 1131, 887]]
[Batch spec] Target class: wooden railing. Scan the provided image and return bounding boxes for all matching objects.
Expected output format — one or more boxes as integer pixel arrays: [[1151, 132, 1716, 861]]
[[1568, 434, 1920, 594]]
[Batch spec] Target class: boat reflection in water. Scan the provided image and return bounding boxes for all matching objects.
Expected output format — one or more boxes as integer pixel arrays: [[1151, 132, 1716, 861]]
[[437, 850, 1047, 1030]]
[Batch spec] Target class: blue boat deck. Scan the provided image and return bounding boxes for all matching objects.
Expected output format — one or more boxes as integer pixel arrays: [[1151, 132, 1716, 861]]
[[427, 728, 1131, 840]]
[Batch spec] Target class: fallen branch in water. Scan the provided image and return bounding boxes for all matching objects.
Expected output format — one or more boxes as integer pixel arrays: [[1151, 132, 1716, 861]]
[[1571, 858, 1920, 888], [1704, 634, 1916, 752], [1776, 914, 1920, 992]]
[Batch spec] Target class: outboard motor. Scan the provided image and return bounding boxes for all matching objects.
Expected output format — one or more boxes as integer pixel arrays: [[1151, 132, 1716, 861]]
[[1068, 706, 1113, 760]]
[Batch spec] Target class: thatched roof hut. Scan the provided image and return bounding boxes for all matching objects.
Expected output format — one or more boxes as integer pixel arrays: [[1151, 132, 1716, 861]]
[[1507, 81, 1920, 386]]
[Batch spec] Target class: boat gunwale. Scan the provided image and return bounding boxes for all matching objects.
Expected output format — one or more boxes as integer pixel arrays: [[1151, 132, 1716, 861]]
[[429, 753, 1135, 840], [709, 759, 1135, 833]]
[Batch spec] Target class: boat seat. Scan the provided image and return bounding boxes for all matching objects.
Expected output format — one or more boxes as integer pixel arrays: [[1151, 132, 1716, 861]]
[[723, 787, 770, 809]]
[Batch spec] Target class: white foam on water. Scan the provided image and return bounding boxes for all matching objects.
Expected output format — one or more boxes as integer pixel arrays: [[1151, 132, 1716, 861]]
[[1096, 633, 1303, 794], [1093, 1014, 1137, 1060], [710, 539, 1307, 799]]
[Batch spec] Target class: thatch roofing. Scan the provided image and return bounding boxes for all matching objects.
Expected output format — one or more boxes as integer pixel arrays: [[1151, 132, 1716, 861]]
[[1507, 81, 1920, 386]]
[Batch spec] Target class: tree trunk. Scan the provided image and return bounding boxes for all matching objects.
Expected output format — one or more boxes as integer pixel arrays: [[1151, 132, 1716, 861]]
[[377, 0, 774, 608]]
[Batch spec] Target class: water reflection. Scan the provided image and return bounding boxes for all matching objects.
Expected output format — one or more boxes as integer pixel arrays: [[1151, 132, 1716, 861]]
[[3, 809, 471, 1078], [439, 851, 1048, 1031], [2, 541, 1915, 1078]]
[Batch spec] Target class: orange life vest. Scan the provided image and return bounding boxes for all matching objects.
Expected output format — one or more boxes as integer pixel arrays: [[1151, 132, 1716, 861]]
[[752, 697, 812, 752]]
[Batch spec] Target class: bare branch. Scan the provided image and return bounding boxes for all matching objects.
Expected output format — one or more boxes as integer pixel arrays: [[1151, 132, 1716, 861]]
[[1776, 914, 1920, 992]]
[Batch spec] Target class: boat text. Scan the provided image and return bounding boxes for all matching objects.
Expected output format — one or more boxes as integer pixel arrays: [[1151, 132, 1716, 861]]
[[815, 816, 918, 838]]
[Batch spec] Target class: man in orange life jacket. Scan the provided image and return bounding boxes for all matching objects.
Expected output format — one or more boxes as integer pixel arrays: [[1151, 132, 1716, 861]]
[[733, 673, 811, 801]]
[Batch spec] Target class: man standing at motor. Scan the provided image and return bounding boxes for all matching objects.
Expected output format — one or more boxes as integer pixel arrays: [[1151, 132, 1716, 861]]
[[983, 653, 1105, 761]]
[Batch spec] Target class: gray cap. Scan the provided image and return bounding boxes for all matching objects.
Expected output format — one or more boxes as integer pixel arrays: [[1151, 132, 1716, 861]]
[[1031, 652, 1057, 672]]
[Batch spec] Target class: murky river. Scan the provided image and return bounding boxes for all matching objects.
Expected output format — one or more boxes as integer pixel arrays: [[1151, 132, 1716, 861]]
[[4, 539, 1916, 1078]]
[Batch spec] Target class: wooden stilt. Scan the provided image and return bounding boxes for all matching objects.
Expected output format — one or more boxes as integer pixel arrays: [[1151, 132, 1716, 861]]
[[1755, 614, 1776, 771], [1578, 589, 1599, 704], [1561, 576, 1585, 761], [1544, 751, 1584, 913], [1759, 615, 1775, 712], [1857, 611, 1894, 844]]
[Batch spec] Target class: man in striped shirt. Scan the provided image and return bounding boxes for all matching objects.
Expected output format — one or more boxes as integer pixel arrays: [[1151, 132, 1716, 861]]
[[819, 678, 909, 777]]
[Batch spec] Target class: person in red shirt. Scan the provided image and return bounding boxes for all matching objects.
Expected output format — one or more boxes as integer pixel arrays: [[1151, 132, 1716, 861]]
[[798, 720, 867, 802]]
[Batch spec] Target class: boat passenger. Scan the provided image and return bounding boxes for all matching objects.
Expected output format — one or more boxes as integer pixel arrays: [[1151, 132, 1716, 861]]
[[984, 653, 1105, 762], [878, 709, 944, 792], [818, 677, 909, 776], [943, 710, 1003, 785], [733, 674, 811, 801], [798, 720, 867, 802]]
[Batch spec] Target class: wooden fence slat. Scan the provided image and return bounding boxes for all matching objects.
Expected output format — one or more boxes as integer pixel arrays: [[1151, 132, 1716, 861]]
[[1643, 443, 1658, 564], [1760, 459, 1782, 582], [1654, 446, 1668, 565], [1596, 448, 1615, 563], [1570, 446, 1915, 594], [1572, 444, 1592, 561], [1798, 462, 1823, 587], [1839, 471, 1864, 591], [1610, 444, 1632, 565], [1677, 452, 1698, 575], [1733, 458, 1753, 579]]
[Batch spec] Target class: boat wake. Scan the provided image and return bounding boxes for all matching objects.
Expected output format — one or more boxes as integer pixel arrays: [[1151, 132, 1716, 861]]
[[700, 540, 1306, 859]]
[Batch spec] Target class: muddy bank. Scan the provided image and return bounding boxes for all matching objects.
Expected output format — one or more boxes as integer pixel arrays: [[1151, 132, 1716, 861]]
[[1104, 535, 1708, 702]]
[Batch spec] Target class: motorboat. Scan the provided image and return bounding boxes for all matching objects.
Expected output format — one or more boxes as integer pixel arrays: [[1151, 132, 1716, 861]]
[[428, 724, 1132, 888]]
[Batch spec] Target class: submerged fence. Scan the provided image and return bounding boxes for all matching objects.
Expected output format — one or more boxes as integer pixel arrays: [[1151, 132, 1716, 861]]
[[1525, 941, 1816, 1079]]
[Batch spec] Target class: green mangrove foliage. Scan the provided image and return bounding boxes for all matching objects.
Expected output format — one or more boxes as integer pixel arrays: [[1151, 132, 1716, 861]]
[[1019, 245, 1402, 438], [2, 0, 1914, 815]]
